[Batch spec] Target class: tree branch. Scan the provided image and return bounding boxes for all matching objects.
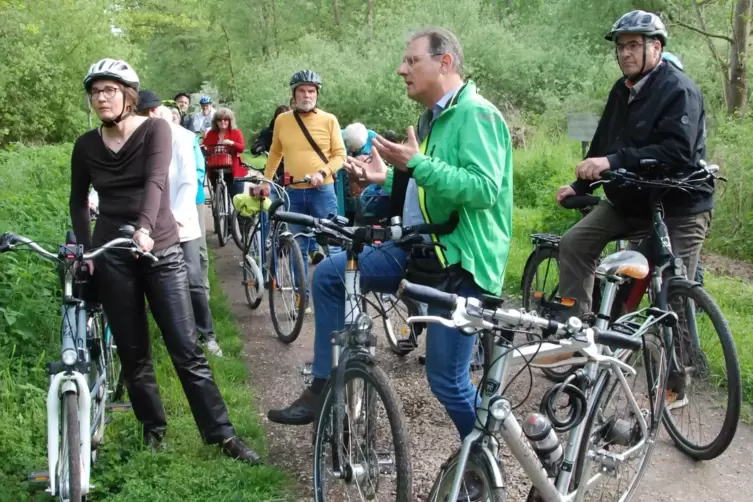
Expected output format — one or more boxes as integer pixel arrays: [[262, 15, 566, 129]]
[[671, 17, 734, 44]]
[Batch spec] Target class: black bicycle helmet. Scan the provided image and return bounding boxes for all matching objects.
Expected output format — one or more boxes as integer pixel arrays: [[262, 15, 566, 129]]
[[289, 70, 322, 91], [605, 10, 668, 46]]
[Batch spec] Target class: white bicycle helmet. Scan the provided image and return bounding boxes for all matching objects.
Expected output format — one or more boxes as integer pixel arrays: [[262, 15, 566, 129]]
[[83, 58, 140, 92]]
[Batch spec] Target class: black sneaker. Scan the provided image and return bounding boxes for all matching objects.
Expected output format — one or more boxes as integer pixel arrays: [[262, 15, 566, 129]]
[[221, 436, 261, 464]]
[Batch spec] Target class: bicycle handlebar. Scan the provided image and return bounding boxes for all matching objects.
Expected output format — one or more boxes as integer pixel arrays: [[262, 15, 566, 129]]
[[270, 211, 460, 248], [0, 229, 158, 263], [396, 279, 642, 352]]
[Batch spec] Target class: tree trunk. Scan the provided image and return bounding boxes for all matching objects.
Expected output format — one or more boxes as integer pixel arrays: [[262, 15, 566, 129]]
[[332, 0, 341, 26], [366, 0, 373, 34], [726, 0, 752, 114]]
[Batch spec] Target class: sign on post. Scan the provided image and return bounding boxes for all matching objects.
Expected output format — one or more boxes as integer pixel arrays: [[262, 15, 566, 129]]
[[567, 112, 599, 159]]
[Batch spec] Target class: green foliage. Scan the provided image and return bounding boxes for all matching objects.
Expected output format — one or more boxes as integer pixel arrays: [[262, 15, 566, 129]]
[[0, 147, 291, 501]]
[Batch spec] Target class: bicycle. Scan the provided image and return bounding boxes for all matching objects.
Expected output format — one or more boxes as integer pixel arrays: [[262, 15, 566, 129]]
[[397, 268, 669, 502], [203, 143, 237, 247], [0, 226, 156, 502], [521, 194, 629, 382], [269, 211, 459, 501], [233, 172, 309, 343], [586, 163, 740, 461]]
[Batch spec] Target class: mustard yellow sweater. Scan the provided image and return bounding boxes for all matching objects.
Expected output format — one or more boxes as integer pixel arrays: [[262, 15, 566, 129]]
[[264, 109, 346, 188]]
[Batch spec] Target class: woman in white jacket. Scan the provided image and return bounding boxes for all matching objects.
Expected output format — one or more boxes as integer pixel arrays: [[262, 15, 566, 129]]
[[152, 102, 223, 357]]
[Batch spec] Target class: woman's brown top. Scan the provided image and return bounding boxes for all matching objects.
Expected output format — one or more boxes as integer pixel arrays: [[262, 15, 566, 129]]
[[69, 118, 179, 252]]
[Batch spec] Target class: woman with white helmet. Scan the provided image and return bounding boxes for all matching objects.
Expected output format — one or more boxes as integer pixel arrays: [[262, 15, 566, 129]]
[[69, 58, 259, 463]]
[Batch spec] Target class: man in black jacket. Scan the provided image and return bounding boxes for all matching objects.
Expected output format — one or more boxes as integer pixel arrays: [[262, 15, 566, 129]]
[[556, 11, 711, 408]]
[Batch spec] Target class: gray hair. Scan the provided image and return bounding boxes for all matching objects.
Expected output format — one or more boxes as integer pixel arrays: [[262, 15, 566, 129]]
[[408, 27, 464, 76]]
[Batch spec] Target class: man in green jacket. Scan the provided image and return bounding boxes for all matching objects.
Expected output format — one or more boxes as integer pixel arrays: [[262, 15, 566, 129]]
[[267, 24, 513, 460]]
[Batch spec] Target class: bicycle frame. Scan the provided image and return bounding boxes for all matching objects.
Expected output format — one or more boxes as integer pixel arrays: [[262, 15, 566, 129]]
[[412, 294, 664, 502], [48, 255, 95, 498]]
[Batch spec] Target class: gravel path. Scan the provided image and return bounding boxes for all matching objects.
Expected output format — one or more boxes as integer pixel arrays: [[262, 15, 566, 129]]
[[207, 220, 751, 502]]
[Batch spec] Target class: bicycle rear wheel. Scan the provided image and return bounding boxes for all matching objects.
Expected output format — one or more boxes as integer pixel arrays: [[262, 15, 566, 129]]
[[521, 246, 580, 382], [313, 359, 412, 501], [662, 279, 741, 461], [268, 235, 306, 343]]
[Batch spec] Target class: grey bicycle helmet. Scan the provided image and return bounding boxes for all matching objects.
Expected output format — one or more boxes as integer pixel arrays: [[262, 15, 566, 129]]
[[83, 58, 140, 92], [605, 10, 668, 46], [289, 70, 322, 91]]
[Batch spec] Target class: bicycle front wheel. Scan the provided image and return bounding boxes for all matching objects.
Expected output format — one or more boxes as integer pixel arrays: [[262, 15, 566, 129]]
[[427, 447, 506, 502], [214, 184, 230, 247], [662, 279, 741, 460], [572, 333, 666, 501], [313, 360, 412, 501], [268, 235, 306, 343], [63, 392, 82, 502], [242, 222, 264, 310]]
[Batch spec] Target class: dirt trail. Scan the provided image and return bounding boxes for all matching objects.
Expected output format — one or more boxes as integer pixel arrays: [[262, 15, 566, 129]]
[[207, 220, 751, 501]]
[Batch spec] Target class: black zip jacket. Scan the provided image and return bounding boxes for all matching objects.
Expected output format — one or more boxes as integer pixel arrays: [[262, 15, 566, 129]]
[[572, 61, 713, 217]]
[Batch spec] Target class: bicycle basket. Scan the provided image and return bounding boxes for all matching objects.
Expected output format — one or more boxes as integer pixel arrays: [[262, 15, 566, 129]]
[[205, 144, 235, 169]]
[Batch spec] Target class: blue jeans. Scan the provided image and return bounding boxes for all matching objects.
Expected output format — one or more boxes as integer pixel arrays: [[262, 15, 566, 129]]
[[311, 242, 481, 439], [286, 184, 341, 300]]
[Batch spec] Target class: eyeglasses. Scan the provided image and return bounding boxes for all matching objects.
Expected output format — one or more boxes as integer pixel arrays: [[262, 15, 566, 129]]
[[90, 86, 120, 100], [615, 41, 645, 54], [401, 53, 443, 67]]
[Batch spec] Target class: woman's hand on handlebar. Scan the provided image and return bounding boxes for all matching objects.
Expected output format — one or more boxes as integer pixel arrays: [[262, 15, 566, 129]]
[[133, 229, 155, 254], [556, 185, 576, 205], [575, 157, 610, 181]]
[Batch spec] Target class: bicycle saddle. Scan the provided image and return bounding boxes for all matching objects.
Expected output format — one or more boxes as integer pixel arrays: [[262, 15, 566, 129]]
[[596, 250, 649, 280]]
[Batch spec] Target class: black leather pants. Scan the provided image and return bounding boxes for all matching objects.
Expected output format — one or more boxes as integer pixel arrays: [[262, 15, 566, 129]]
[[95, 244, 235, 444]]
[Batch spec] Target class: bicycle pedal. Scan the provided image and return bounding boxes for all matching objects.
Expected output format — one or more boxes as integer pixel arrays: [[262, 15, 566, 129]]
[[417, 355, 426, 365], [106, 402, 133, 412], [28, 471, 49, 483], [300, 362, 313, 376], [396, 339, 417, 351]]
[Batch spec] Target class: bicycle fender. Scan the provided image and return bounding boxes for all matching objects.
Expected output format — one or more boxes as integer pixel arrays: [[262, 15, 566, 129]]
[[477, 446, 506, 489]]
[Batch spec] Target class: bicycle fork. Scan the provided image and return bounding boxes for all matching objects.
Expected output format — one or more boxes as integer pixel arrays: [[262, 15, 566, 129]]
[[47, 371, 91, 498]]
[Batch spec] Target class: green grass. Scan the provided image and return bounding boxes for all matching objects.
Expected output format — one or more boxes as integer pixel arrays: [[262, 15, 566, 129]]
[[0, 145, 292, 501]]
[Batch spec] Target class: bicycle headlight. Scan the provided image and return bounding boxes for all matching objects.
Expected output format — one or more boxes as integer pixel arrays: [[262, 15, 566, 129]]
[[489, 397, 511, 421], [62, 349, 77, 366], [356, 312, 373, 333]]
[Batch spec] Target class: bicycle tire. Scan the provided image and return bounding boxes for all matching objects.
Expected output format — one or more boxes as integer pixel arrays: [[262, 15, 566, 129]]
[[571, 333, 666, 498], [243, 224, 264, 310], [313, 360, 412, 502], [520, 246, 580, 382], [64, 392, 82, 502], [216, 185, 230, 247], [427, 446, 506, 502], [230, 209, 242, 250], [103, 319, 124, 402], [380, 293, 420, 357], [661, 279, 741, 461], [268, 235, 306, 343]]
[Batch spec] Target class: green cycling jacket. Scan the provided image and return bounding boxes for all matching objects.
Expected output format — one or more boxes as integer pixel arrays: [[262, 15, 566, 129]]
[[384, 81, 513, 296]]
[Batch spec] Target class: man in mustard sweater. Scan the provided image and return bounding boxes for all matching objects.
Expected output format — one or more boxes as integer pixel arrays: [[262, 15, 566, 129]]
[[254, 70, 347, 312]]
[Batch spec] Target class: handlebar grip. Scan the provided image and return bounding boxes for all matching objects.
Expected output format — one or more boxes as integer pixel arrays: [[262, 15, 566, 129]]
[[639, 158, 660, 167], [406, 211, 460, 236], [560, 195, 601, 210], [271, 211, 317, 227], [397, 280, 458, 310], [593, 328, 642, 351], [0, 232, 14, 252], [141, 252, 159, 262]]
